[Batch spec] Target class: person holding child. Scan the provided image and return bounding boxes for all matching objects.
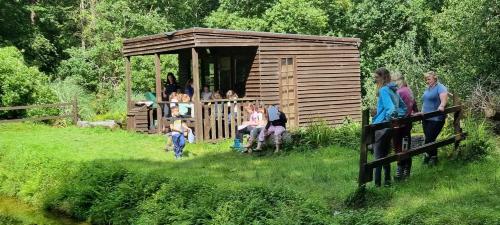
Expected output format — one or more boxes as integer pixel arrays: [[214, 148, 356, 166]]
[[256, 105, 287, 153]]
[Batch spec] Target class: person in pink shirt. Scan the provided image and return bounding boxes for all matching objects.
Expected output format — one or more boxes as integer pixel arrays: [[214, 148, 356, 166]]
[[391, 72, 418, 180]]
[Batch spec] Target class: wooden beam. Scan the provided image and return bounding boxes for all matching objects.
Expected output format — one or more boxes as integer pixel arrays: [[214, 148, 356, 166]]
[[125, 57, 132, 112], [154, 53, 163, 134], [358, 109, 370, 186], [192, 48, 203, 142], [364, 133, 467, 172]]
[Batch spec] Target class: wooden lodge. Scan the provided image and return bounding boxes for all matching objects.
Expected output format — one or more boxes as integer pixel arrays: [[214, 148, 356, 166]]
[[123, 28, 362, 142]]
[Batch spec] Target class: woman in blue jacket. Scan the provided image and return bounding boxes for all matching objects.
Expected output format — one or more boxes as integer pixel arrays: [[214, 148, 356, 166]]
[[372, 68, 407, 187]]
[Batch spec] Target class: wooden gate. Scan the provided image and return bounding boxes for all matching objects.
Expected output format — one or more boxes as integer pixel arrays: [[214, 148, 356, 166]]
[[279, 57, 298, 128], [358, 99, 466, 186]]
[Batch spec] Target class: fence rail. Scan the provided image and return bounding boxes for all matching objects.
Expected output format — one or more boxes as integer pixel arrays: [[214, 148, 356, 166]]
[[358, 97, 466, 186], [0, 98, 78, 124]]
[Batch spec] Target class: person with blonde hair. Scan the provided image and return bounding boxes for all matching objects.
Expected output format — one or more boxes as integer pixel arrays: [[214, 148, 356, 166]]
[[421, 71, 448, 166], [391, 72, 418, 180], [372, 68, 407, 187]]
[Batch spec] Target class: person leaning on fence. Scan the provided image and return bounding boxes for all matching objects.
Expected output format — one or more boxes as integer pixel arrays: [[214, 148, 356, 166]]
[[419, 71, 448, 166], [256, 105, 287, 153], [391, 72, 419, 180], [372, 68, 407, 187]]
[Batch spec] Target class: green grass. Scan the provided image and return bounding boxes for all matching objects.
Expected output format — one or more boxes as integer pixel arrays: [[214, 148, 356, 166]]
[[0, 123, 499, 224]]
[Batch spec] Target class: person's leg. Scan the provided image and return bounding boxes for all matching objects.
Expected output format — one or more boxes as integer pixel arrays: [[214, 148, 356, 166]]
[[373, 128, 390, 186], [272, 126, 286, 153], [177, 135, 185, 158], [403, 124, 412, 178], [429, 120, 445, 164], [380, 129, 392, 185], [172, 134, 181, 158], [422, 120, 432, 164], [257, 125, 274, 150], [392, 126, 404, 180]]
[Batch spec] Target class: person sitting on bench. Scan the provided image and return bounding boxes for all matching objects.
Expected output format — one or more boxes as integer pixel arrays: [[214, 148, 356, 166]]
[[256, 105, 287, 153]]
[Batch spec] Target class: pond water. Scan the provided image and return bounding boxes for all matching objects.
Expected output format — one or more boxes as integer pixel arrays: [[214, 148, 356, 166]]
[[0, 196, 88, 225]]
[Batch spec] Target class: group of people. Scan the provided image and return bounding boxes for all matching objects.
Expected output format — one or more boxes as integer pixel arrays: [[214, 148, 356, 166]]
[[234, 104, 288, 153], [161, 72, 245, 159], [371, 68, 448, 187]]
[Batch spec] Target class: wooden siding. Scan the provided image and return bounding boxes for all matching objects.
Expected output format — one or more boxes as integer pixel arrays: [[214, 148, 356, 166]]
[[258, 41, 362, 126], [123, 28, 360, 57]]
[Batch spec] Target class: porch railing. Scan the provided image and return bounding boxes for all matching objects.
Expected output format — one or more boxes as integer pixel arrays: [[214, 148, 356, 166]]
[[158, 98, 259, 142]]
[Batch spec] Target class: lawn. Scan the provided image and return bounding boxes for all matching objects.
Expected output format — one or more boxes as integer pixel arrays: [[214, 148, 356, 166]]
[[0, 123, 499, 224]]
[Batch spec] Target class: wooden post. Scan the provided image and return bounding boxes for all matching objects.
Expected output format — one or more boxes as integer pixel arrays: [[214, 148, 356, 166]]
[[154, 53, 163, 134], [358, 109, 370, 186], [192, 48, 203, 142], [72, 96, 79, 125], [125, 56, 132, 112], [452, 94, 462, 151]]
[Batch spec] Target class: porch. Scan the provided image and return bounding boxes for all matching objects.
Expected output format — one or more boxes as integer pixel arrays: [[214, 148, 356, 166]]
[[125, 46, 260, 142]]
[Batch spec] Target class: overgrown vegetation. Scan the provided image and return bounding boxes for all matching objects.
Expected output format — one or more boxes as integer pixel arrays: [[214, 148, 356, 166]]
[[0, 123, 498, 224], [1, 0, 498, 119]]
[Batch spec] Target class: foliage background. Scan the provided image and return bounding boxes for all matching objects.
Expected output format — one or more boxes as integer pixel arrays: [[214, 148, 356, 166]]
[[1, 0, 498, 119]]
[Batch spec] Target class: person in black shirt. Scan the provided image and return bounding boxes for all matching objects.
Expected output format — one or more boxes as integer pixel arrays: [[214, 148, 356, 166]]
[[256, 105, 287, 153], [162, 73, 179, 117]]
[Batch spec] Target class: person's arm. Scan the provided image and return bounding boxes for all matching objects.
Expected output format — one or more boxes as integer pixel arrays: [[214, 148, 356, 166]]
[[438, 93, 448, 111], [265, 120, 271, 130]]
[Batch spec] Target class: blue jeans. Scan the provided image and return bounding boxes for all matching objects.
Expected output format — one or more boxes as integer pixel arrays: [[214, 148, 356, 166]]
[[171, 133, 185, 158]]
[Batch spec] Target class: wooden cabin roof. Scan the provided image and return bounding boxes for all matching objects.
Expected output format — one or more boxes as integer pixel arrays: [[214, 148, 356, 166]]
[[122, 27, 361, 57]]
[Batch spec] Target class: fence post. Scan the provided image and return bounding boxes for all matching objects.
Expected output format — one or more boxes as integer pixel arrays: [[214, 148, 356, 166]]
[[72, 96, 79, 125], [358, 109, 370, 186], [452, 94, 462, 151]]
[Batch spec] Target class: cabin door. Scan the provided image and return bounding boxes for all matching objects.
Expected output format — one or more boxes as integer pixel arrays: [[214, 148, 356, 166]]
[[279, 57, 298, 128]]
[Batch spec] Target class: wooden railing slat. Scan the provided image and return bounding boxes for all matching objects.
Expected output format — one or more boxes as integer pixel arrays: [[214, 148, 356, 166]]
[[0, 103, 72, 111]]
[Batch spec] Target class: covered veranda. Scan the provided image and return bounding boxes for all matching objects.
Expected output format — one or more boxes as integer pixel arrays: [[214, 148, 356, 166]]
[[123, 30, 261, 142]]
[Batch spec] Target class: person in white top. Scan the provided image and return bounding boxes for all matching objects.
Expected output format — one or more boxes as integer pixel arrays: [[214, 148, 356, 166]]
[[201, 86, 212, 101]]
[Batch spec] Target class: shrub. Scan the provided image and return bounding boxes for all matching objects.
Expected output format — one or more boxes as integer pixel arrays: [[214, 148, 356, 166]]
[[455, 117, 495, 161], [0, 46, 58, 119], [287, 119, 361, 151]]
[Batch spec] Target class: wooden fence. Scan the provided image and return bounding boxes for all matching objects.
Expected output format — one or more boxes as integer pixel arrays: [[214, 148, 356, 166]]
[[358, 101, 466, 186], [0, 98, 78, 124]]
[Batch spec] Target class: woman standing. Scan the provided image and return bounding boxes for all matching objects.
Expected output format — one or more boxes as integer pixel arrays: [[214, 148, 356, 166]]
[[372, 68, 407, 187], [421, 71, 448, 166], [162, 73, 179, 117], [391, 72, 418, 180]]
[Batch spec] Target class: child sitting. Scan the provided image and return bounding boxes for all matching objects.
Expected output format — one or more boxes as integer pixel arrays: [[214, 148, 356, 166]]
[[233, 103, 260, 150], [245, 104, 267, 153], [178, 94, 194, 118]]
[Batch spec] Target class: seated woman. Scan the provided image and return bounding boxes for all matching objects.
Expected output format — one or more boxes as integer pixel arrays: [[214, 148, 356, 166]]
[[168, 106, 191, 159], [256, 105, 287, 153], [178, 94, 194, 118], [201, 86, 212, 101], [233, 103, 261, 149], [245, 105, 267, 153]]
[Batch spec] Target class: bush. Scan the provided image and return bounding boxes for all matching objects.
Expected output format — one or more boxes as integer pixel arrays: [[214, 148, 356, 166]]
[[44, 160, 333, 224], [0, 46, 58, 119], [287, 119, 361, 151], [456, 117, 495, 161]]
